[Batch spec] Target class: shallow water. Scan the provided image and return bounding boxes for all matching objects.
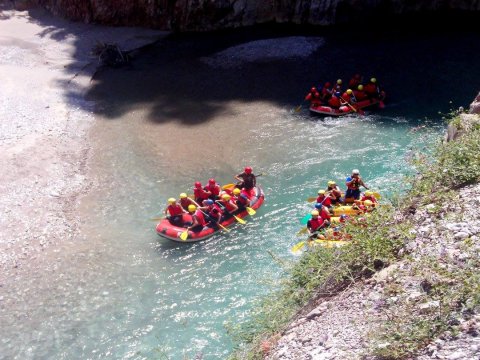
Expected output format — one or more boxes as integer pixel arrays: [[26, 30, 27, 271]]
[[2, 26, 480, 359]]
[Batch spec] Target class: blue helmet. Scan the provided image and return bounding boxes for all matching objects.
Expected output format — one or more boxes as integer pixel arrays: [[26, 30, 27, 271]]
[[335, 91, 341, 97], [314, 202, 323, 210], [205, 199, 214, 205]]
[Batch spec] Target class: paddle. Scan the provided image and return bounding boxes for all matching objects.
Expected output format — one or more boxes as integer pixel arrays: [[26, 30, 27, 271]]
[[179, 230, 189, 241], [246, 207, 256, 216], [300, 213, 311, 225], [340, 98, 365, 115], [150, 216, 165, 221], [373, 191, 382, 199], [296, 227, 309, 236], [233, 215, 247, 225], [294, 100, 306, 112]]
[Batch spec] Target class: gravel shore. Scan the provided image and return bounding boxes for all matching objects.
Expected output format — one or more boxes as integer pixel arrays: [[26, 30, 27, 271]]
[[0, 4, 165, 278]]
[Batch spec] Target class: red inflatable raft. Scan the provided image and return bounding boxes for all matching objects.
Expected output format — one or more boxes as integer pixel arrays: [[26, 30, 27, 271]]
[[309, 92, 386, 116], [156, 186, 265, 243]]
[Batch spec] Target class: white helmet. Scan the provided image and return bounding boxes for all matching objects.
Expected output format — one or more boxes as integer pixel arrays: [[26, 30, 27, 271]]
[[352, 169, 360, 175]]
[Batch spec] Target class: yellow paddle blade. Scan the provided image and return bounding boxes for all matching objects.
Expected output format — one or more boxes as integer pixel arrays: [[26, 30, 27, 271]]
[[150, 217, 164, 221], [222, 183, 235, 190], [234, 215, 246, 224], [219, 224, 231, 233], [179, 230, 189, 241], [296, 227, 309, 236], [306, 197, 317, 203], [373, 192, 382, 199], [295, 105, 302, 112], [291, 241, 305, 253], [246, 207, 256, 216]]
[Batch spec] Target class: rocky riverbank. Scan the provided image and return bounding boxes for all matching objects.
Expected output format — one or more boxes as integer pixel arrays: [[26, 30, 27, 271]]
[[0, 5, 164, 276], [261, 96, 480, 359]]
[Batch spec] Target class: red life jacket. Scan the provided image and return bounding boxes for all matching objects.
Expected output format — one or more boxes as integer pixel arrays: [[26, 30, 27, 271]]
[[320, 208, 331, 220], [180, 198, 194, 210], [354, 90, 367, 101], [308, 217, 324, 231], [235, 193, 248, 206], [316, 195, 331, 207], [328, 96, 341, 108], [167, 204, 183, 216], [349, 78, 360, 89], [361, 195, 377, 203], [205, 184, 221, 196], [364, 83, 378, 95], [193, 210, 206, 226], [194, 187, 209, 200], [347, 177, 360, 190]]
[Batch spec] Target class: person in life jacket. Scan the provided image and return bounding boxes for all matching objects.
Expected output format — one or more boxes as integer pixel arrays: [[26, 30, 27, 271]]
[[353, 199, 375, 213], [326, 180, 343, 205], [307, 210, 329, 237], [193, 181, 210, 204], [334, 79, 343, 92], [315, 202, 332, 224], [328, 91, 342, 109], [305, 87, 321, 105], [205, 207, 221, 229], [364, 77, 380, 98], [204, 178, 221, 200], [348, 74, 362, 89], [232, 187, 250, 210], [234, 166, 256, 191], [185, 204, 207, 233], [316, 189, 332, 209], [216, 193, 239, 220], [164, 198, 186, 226], [361, 190, 378, 205], [345, 169, 369, 201], [179, 193, 199, 212], [353, 84, 368, 101], [341, 89, 357, 104], [319, 82, 333, 102]]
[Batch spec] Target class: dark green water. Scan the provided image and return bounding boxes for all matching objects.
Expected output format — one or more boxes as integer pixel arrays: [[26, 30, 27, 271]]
[[1, 24, 479, 360]]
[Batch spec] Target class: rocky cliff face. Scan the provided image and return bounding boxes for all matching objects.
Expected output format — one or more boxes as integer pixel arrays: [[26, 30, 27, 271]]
[[26, 0, 480, 31]]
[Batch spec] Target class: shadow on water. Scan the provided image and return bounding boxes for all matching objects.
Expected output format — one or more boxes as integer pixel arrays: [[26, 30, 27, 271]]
[[85, 17, 480, 125], [14, 5, 480, 125]]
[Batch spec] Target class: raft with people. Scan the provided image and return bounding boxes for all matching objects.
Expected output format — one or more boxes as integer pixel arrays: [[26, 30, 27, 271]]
[[156, 167, 264, 243], [292, 171, 380, 253], [300, 76, 386, 117]]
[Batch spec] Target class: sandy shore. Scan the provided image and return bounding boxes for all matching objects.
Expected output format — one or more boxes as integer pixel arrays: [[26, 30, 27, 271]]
[[0, 4, 165, 277]]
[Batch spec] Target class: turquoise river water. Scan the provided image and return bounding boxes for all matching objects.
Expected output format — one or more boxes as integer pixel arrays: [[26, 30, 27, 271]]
[[2, 25, 480, 359]]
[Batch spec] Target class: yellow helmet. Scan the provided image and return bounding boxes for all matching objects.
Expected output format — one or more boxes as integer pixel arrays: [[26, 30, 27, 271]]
[[365, 190, 373, 197], [168, 198, 176, 204], [370, 78, 377, 83], [222, 194, 231, 201], [346, 89, 353, 94], [318, 189, 326, 195], [311, 210, 319, 216], [188, 204, 197, 212], [233, 188, 241, 195], [358, 84, 364, 91], [179, 193, 187, 199], [328, 181, 336, 186], [364, 200, 373, 206], [337, 79, 342, 85]]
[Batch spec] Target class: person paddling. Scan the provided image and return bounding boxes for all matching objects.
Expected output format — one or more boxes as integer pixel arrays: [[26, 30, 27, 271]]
[[193, 181, 210, 204], [179, 193, 199, 212], [326, 181, 343, 205], [232, 188, 250, 210], [234, 166, 256, 191], [307, 210, 329, 238], [164, 198, 187, 226], [204, 178, 221, 200], [185, 204, 206, 233]]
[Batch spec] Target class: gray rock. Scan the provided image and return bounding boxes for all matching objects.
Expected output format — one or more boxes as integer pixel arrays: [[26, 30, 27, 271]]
[[454, 232, 470, 240]]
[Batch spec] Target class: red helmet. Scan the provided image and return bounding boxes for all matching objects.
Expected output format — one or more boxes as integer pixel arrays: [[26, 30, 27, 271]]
[[324, 82, 331, 88], [208, 178, 216, 184], [194, 181, 202, 188], [244, 166, 252, 174], [354, 74, 361, 79], [310, 87, 317, 92]]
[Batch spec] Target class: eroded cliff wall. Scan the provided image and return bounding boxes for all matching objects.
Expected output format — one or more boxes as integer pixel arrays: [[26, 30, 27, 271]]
[[28, 0, 480, 31]]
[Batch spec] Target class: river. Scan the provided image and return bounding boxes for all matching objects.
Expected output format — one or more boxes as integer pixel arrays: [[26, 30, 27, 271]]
[[1, 24, 480, 359]]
